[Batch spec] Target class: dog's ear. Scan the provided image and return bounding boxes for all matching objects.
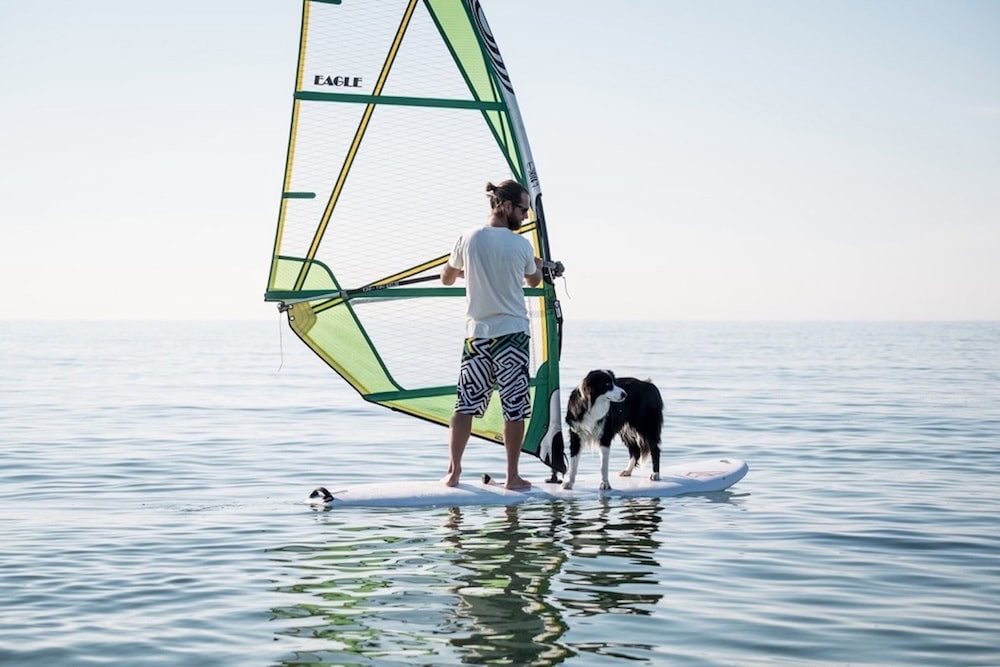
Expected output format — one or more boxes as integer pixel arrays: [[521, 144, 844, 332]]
[[578, 381, 591, 409], [567, 387, 586, 422]]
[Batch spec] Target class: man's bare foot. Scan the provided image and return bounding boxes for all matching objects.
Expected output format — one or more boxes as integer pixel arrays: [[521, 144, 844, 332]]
[[441, 469, 461, 487], [504, 476, 531, 491]]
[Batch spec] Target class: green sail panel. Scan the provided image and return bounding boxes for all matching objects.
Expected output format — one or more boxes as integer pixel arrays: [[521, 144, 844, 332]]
[[265, 0, 564, 473]]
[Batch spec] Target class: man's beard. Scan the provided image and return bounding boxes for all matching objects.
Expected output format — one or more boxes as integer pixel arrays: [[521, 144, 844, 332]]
[[506, 211, 523, 230]]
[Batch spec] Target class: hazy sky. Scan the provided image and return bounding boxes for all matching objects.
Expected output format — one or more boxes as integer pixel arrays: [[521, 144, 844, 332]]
[[2, 0, 997, 321]]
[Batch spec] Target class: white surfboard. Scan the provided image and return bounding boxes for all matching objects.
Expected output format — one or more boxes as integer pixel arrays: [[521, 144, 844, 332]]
[[307, 458, 748, 508]]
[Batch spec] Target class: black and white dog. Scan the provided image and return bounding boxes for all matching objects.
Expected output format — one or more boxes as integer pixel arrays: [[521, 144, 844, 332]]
[[563, 369, 664, 490]]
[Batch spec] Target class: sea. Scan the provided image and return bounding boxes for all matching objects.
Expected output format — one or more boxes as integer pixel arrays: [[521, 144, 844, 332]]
[[1, 320, 998, 667]]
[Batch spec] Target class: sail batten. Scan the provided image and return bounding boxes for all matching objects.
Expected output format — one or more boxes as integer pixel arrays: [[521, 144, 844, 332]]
[[266, 0, 565, 473], [294, 91, 506, 110]]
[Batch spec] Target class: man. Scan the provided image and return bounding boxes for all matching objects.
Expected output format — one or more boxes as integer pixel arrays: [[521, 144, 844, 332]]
[[440, 180, 543, 490]]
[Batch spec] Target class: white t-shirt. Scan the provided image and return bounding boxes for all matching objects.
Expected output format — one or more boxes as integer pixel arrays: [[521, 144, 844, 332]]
[[448, 225, 537, 338]]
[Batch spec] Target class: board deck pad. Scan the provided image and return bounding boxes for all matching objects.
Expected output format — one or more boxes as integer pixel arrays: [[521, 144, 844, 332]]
[[308, 458, 748, 508]]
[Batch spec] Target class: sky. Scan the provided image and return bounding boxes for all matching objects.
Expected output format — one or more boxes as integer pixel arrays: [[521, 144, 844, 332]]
[[1, 0, 998, 321]]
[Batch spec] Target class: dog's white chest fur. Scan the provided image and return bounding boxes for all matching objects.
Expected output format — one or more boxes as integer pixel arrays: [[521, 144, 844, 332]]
[[571, 395, 613, 444]]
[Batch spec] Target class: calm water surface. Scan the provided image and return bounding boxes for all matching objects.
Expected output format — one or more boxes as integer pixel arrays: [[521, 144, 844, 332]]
[[1, 320, 998, 666]]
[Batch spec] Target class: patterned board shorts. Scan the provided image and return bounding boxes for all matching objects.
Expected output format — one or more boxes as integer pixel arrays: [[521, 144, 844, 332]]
[[455, 332, 531, 421]]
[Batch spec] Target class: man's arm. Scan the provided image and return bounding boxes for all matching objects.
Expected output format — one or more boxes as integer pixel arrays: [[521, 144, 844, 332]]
[[524, 257, 543, 288], [441, 263, 463, 286]]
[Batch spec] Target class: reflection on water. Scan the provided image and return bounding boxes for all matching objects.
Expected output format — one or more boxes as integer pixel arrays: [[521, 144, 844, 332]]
[[267, 496, 688, 665], [443, 503, 569, 665], [558, 499, 664, 619]]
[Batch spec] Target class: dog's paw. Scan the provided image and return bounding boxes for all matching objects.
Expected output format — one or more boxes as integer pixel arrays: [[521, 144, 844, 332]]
[[649, 472, 660, 482], [618, 469, 632, 477], [599, 479, 613, 491], [561, 480, 574, 490]]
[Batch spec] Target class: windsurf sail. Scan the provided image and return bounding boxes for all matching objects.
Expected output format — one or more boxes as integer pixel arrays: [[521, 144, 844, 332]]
[[265, 0, 565, 473]]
